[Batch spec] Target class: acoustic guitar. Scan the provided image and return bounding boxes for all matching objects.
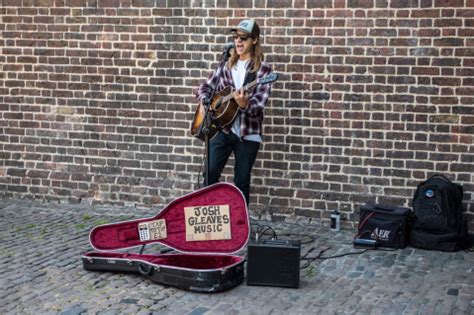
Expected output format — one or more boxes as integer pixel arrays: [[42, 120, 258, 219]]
[[190, 73, 278, 141]]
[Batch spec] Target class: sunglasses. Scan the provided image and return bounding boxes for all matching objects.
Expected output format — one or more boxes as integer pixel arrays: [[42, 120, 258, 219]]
[[233, 34, 252, 41]]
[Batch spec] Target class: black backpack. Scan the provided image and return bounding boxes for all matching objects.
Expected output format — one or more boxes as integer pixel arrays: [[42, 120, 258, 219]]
[[410, 175, 468, 251]]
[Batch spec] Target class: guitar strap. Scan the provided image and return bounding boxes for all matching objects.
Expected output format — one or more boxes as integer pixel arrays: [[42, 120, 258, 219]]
[[243, 70, 256, 87], [209, 58, 228, 93]]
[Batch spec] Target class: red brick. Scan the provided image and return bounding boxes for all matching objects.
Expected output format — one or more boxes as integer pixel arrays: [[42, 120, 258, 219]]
[[435, 0, 464, 6], [1, 2, 472, 226]]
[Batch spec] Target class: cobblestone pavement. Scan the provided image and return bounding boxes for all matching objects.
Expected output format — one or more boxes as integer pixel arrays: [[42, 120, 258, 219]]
[[1, 198, 473, 315]]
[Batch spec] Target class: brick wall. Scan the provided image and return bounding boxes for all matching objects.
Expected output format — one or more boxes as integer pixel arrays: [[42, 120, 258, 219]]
[[1, 0, 473, 228]]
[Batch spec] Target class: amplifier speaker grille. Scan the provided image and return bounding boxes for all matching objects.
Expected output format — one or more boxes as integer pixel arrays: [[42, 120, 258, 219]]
[[246, 239, 300, 288]]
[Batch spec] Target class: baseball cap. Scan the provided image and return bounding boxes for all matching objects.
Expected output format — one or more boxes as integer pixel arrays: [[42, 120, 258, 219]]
[[230, 19, 260, 38]]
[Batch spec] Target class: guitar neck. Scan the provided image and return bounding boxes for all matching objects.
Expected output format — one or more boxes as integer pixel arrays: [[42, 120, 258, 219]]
[[221, 79, 259, 103]]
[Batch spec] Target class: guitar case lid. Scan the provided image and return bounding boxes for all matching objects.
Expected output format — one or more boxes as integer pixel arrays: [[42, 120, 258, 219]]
[[88, 183, 250, 254]]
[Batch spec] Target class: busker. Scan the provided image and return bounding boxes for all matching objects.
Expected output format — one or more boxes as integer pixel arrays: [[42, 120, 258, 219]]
[[196, 19, 274, 205]]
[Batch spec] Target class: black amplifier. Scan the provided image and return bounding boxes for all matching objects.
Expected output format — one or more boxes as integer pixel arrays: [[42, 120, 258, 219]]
[[246, 239, 300, 288]]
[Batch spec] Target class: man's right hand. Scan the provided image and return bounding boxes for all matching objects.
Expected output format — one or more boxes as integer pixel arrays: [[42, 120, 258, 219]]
[[199, 102, 206, 117], [199, 98, 214, 116]]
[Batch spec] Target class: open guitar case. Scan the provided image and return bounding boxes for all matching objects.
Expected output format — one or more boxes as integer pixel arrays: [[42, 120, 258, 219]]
[[82, 183, 250, 293]]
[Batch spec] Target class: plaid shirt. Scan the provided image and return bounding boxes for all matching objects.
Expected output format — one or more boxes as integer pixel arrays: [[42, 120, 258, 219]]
[[196, 58, 273, 139]]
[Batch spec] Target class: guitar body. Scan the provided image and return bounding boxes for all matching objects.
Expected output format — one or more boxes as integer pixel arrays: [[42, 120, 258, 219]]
[[190, 106, 219, 142], [211, 86, 240, 128], [189, 86, 239, 142], [190, 73, 277, 142]]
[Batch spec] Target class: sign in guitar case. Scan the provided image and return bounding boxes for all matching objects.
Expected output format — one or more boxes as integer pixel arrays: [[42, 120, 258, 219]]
[[82, 183, 250, 293]]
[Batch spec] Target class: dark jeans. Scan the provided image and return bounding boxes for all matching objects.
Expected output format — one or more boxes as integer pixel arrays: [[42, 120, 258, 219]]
[[205, 131, 260, 205]]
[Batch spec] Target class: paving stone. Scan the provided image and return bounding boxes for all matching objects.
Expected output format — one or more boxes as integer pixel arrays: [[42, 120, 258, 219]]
[[188, 306, 210, 315], [0, 198, 473, 314], [58, 304, 87, 315], [447, 288, 459, 296], [120, 298, 139, 304]]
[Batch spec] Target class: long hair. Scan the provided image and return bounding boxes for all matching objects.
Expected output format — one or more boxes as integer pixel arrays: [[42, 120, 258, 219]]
[[227, 38, 264, 73]]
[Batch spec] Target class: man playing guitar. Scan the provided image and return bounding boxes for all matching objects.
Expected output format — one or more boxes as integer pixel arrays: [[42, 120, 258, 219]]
[[195, 19, 274, 205]]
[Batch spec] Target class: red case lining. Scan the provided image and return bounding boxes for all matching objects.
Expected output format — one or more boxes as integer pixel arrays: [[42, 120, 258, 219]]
[[88, 183, 250, 254]]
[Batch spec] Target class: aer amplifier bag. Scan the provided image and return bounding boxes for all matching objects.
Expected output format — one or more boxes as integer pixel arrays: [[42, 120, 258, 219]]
[[357, 204, 412, 249], [82, 183, 250, 293]]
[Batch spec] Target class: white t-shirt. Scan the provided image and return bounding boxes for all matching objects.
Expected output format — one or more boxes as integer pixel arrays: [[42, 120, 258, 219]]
[[231, 59, 262, 143]]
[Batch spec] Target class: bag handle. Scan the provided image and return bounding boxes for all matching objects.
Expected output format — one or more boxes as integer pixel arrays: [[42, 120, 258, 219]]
[[427, 174, 463, 198], [357, 212, 375, 230], [372, 204, 396, 212], [430, 174, 452, 183]]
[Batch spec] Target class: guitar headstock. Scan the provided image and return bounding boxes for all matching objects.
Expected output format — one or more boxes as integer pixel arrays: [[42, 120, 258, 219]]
[[258, 73, 278, 85]]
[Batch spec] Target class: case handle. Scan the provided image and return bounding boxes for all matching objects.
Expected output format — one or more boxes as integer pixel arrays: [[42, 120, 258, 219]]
[[262, 239, 287, 245], [138, 262, 152, 275]]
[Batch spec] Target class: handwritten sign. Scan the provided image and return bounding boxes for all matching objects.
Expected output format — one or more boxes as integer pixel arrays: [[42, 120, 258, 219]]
[[184, 204, 231, 241], [138, 219, 167, 242]]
